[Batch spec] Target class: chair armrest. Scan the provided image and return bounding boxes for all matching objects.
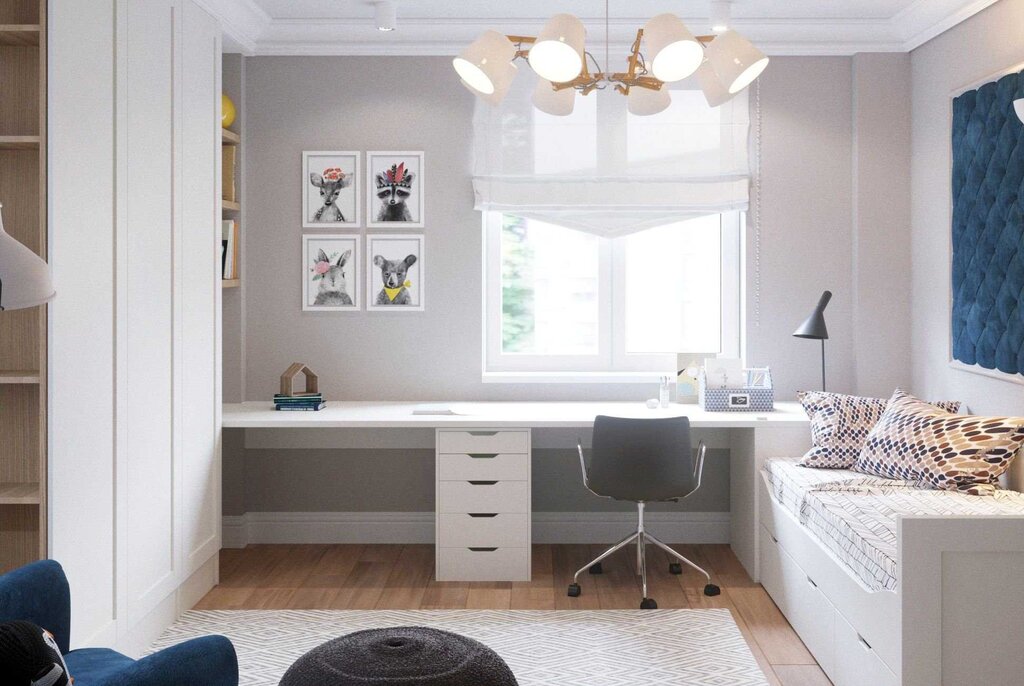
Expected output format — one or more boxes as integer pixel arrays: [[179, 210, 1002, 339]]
[[694, 441, 707, 491], [0, 560, 71, 654], [577, 439, 590, 487], [104, 636, 238, 686]]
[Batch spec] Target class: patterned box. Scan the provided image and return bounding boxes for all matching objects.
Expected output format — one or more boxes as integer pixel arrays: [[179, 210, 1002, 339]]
[[698, 368, 774, 412]]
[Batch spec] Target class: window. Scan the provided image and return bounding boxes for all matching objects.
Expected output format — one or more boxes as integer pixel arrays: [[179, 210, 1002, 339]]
[[484, 212, 742, 378]]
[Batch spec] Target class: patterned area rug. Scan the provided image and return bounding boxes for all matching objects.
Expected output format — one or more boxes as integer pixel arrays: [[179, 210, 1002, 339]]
[[151, 609, 769, 685]]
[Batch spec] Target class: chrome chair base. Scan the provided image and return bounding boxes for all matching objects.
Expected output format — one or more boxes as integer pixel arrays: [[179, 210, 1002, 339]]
[[566, 502, 720, 609]]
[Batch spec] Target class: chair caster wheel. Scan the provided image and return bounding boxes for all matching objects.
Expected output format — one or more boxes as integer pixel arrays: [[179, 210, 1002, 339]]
[[640, 598, 658, 609], [567, 583, 581, 597], [588, 563, 603, 575], [669, 563, 682, 575], [704, 583, 721, 597]]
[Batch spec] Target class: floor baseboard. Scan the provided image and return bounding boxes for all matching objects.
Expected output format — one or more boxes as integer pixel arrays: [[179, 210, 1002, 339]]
[[222, 511, 729, 548]]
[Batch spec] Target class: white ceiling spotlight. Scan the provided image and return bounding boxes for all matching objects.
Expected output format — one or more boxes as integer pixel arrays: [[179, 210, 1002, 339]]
[[452, 0, 768, 115], [374, 0, 396, 32]]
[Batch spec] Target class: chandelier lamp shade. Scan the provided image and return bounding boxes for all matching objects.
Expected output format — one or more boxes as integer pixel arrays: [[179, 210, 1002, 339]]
[[452, 1, 768, 114], [0, 203, 55, 311]]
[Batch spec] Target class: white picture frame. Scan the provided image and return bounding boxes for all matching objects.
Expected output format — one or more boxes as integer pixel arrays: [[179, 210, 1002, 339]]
[[302, 151, 361, 229], [366, 234, 425, 312], [366, 151, 425, 229], [302, 234, 361, 311]]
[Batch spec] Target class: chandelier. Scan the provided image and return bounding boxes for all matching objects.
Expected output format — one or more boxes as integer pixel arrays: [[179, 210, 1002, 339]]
[[453, 1, 768, 116]]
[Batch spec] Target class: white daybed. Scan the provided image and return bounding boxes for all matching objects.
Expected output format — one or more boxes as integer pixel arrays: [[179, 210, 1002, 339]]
[[758, 458, 1024, 686]]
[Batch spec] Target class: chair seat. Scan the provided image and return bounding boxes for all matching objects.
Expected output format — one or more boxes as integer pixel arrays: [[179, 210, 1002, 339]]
[[65, 647, 136, 684]]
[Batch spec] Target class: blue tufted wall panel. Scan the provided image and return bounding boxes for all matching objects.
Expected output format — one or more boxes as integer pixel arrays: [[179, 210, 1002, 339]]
[[951, 70, 1024, 376]]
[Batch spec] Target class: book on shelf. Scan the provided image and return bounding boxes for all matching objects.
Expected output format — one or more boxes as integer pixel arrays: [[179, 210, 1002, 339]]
[[222, 219, 239, 279], [276, 402, 327, 411]]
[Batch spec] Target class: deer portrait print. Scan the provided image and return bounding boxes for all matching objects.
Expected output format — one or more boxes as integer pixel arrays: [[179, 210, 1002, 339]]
[[310, 167, 352, 223], [375, 163, 415, 223]]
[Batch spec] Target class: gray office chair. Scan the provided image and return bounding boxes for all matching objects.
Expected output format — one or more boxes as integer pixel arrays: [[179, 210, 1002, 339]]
[[567, 415, 720, 609]]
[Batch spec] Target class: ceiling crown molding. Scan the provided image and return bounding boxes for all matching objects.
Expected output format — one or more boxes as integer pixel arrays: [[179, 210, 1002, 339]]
[[209, 0, 997, 57]]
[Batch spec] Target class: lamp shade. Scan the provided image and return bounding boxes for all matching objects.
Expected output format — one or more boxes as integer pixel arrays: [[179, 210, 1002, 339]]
[[696, 60, 731, 108], [532, 78, 575, 115], [1015, 98, 1024, 124], [453, 30, 517, 97], [0, 204, 55, 311], [529, 13, 585, 83], [792, 290, 831, 340], [463, 61, 518, 105], [705, 29, 769, 95], [642, 13, 703, 83], [628, 84, 671, 116]]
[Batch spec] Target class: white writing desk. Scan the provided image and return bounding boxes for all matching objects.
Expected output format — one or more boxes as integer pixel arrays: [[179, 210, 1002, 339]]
[[222, 400, 810, 580]]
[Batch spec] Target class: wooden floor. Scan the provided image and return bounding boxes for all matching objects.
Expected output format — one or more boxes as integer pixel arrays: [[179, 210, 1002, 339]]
[[197, 543, 830, 686]]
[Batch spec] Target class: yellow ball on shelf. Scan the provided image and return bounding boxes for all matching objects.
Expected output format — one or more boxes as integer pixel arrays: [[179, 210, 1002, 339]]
[[222, 94, 236, 129]]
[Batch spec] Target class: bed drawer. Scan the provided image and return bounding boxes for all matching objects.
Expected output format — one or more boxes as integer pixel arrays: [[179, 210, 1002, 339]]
[[436, 547, 529, 582], [438, 480, 529, 514], [833, 611, 898, 686], [759, 524, 835, 675], [438, 430, 529, 455], [438, 453, 528, 481], [437, 513, 529, 548]]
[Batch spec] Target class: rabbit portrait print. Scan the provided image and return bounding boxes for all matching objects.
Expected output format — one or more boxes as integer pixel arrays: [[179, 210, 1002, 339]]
[[302, 152, 360, 228], [366, 235, 424, 311], [367, 151, 424, 228], [303, 235, 361, 311]]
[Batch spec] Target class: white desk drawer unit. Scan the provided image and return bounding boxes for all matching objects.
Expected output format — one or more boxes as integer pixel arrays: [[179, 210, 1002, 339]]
[[436, 429, 531, 582]]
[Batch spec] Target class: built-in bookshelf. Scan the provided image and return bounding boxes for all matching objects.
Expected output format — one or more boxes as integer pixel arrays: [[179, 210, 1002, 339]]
[[0, 0, 47, 573], [222, 127, 240, 288]]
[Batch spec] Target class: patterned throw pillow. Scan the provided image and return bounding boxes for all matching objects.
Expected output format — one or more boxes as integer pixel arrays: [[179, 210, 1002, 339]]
[[853, 389, 1024, 495], [798, 391, 960, 469]]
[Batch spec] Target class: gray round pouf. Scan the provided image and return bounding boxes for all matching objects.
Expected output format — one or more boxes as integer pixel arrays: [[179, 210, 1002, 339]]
[[278, 626, 519, 686]]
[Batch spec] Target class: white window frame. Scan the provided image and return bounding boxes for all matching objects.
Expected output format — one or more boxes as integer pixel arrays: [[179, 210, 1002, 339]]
[[482, 212, 743, 382]]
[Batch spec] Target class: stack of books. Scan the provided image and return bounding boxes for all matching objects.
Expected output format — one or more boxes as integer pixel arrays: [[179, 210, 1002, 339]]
[[274, 393, 326, 411]]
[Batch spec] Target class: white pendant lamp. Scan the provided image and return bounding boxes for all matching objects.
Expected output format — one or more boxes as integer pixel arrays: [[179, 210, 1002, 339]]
[[532, 78, 575, 115], [529, 13, 585, 83], [642, 13, 703, 83], [705, 29, 769, 95], [453, 30, 517, 97], [0, 204, 55, 311], [463, 61, 518, 105], [696, 61, 731, 108], [628, 85, 671, 116], [1015, 98, 1024, 124]]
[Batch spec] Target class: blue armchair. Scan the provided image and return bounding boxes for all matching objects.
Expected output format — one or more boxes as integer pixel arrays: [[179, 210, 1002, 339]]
[[0, 560, 238, 686]]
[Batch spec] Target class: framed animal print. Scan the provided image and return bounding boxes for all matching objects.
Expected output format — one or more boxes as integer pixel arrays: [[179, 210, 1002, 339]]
[[302, 234, 361, 311], [367, 151, 425, 229], [303, 151, 361, 229], [366, 234, 424, 311]]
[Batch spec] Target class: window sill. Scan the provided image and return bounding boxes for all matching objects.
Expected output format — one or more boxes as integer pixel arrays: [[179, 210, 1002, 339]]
[[481, 371, 671, 384]]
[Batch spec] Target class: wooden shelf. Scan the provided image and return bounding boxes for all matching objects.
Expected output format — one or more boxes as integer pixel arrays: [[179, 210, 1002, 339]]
[[221, 128, 239, 145], [223, 199, 240, 211], [222, 279, 240, 289], [0, 135, 40, 150], [0, 25, 40, 46], [0, 483, 40, 505], [0, 371, 41, 384]]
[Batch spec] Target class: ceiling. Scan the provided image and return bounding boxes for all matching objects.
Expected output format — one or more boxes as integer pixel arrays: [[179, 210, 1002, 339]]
[[201, 0, 999, 56]]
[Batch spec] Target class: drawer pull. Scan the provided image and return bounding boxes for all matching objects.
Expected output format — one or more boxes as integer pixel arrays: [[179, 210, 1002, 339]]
[[468, 513, 499, 518], [468, 480, 498, 486], [857, 634, 873, 652], [806, 576, 818, 589], [468, 453, 498, 459], [468, 547, 498, 552], [468, 431, 499, 436]]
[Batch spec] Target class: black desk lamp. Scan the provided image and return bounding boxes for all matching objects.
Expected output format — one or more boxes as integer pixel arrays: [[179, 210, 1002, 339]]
[[793, 290, 831, 391]]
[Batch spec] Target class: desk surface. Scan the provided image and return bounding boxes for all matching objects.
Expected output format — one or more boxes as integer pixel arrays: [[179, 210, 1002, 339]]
[[223, 400, 809, 429]]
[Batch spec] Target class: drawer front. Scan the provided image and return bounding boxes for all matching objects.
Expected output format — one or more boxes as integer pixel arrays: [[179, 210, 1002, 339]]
[[438, 513, 529, 548], [438, 430, 529, 455], [439, 481, 529, 514], [833, 611, 898, 686], [437, 547, 529, 582], [438, 453, 528, 481], [759, 524, 836, 675]]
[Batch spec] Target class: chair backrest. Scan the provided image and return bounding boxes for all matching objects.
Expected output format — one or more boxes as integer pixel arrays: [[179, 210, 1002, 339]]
[[586, 415, 699, 502], [0, 560, 71, 655]]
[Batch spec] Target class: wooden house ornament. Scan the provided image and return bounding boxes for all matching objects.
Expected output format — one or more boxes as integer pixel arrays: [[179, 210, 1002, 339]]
[[280, 362, 320, 397]]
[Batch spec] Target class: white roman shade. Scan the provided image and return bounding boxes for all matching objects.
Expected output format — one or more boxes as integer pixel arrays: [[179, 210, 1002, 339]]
[[472, 71, 751, 237]]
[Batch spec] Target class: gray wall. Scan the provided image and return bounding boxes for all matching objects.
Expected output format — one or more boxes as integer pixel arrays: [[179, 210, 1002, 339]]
[[910, 0, 1024, 418], [223, 54, 915, 518]]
